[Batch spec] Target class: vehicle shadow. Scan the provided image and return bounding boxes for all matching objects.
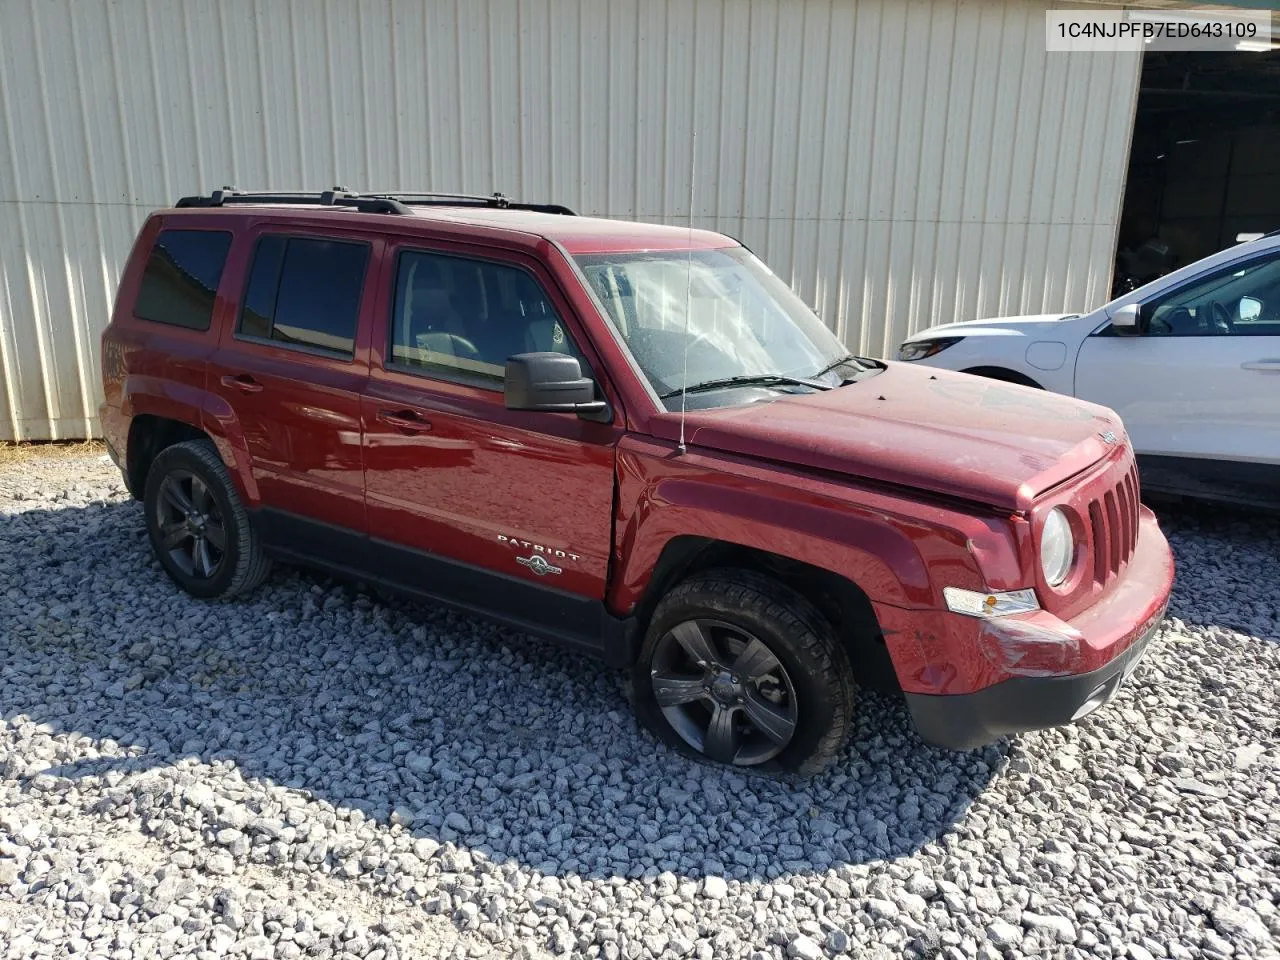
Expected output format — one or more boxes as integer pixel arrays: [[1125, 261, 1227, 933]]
[[1149, 498, 1280, 642], [1, 498, 1004, 888]]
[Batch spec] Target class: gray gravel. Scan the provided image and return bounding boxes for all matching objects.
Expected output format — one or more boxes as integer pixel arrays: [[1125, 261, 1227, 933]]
[[1, 450, 1277, 960]]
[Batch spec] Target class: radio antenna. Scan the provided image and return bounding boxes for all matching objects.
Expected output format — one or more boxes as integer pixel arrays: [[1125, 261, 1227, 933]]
[[678, 129, 696, 454]]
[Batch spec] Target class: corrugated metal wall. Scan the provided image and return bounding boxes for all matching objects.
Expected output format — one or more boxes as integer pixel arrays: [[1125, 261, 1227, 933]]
[[0, 0, 1142, 441]]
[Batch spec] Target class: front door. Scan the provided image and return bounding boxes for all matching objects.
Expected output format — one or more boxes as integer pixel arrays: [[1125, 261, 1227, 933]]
[[1074, 248, 1280, 500], [360, 243, 621, 648]]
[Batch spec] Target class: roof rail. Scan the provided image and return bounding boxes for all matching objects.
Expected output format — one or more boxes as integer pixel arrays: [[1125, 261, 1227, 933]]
[[175, 187, 411, 214], [174, 187, 575, 216], [368, 191, 577, 216]]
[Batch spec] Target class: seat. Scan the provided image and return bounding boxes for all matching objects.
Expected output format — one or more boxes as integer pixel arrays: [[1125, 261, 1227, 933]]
[[405, 260, 464, 350]]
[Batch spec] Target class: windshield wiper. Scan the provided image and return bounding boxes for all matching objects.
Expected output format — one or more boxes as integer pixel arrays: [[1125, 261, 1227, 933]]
[[812, 353, 867, 378], [658, 373, 832, 400]]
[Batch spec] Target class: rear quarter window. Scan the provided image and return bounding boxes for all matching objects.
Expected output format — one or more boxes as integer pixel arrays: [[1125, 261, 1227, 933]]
[[134, 229, 233, 331]]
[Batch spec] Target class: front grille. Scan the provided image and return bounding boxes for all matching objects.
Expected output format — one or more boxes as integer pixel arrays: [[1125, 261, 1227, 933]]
[[1088, 462, 1141, 585]]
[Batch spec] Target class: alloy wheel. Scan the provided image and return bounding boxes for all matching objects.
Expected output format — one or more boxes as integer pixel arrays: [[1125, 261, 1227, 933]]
[[154, 470, 226, 580], [650, 618, 798, 765]]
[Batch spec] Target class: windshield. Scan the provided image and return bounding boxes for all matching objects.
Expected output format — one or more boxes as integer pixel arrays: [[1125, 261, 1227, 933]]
[[575, 247, 861, 409]]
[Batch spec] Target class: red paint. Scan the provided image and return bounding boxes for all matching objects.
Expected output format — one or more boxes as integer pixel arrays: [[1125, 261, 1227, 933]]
[[100, 202, 1174, 706], [645, 366, 1127, 513]]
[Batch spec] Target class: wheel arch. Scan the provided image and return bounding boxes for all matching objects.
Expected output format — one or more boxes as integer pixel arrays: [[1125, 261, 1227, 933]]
[[125, 414, 209, 499], [960, 365, 1044, 389], [636, 536, 900, 693], [122, 381, 257, 505]]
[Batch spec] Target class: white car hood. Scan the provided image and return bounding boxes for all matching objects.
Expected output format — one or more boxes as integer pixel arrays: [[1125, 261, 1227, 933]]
[[905, 313, 1079, 341]]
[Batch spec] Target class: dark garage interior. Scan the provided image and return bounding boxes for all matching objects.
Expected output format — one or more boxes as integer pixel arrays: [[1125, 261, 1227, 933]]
[[1114, 49, 1280, 296]]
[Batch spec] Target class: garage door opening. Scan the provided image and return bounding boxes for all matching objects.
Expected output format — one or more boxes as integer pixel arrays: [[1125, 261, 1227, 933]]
[[1113, 49, 1280, 298]]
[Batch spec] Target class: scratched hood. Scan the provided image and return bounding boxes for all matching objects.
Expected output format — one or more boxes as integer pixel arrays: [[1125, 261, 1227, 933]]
[[655, 363, 1124, 511]]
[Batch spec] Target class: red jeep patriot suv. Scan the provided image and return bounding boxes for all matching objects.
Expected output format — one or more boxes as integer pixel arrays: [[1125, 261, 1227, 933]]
[[100, 188, 1174, 773]]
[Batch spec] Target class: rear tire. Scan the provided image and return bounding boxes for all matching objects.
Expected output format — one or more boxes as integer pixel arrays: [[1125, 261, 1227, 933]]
[[631, 569, 855, 774], [143, 439, 271, 599]]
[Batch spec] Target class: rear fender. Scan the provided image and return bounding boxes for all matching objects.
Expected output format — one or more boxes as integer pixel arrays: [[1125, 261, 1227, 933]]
[[123, 376, 259, 505]]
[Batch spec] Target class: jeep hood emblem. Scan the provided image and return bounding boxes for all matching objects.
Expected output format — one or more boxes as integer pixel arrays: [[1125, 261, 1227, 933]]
[[516, 554, 562, 576]]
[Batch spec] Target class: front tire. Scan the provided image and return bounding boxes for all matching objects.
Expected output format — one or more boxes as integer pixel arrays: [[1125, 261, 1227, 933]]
[[143, 439, 271, 599], [631, 569, 855, 774]]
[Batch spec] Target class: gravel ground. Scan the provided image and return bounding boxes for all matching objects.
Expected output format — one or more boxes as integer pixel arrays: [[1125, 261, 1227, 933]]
[[1, 449, 1277, 960]]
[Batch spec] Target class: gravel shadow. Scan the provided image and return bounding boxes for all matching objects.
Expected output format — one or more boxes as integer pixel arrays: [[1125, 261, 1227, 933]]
[[1, 498, 1002, 884]]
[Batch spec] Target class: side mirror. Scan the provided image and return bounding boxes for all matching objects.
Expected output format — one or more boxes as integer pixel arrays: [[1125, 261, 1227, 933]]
[[1240, 296, 1262, 322], [1111, 303, 1141, 336], [505, 353, 610, 421]]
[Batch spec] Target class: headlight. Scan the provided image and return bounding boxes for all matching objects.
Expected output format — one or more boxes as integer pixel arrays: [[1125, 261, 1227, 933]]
[[898, 337, 962, 361], [1040, 507, 1074, 587]]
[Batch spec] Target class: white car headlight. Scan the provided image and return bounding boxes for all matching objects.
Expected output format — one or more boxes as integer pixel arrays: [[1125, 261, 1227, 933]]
[[898, 337, 962, 361], [1040, 507, 1074, 587]]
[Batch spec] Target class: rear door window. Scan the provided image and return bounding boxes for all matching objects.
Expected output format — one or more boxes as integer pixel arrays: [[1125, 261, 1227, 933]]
[[238, 235, 370, 357], [134, 229, 233, 331]]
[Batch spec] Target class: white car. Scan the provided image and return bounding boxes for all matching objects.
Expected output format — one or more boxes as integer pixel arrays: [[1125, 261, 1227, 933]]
[[898, 233, 1280, 508]]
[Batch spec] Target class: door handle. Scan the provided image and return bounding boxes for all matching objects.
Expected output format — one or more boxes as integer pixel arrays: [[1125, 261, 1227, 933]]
[[377, 409, 432, 433], [221, 374, 264, 393], [1241, 359, 1280, 373]]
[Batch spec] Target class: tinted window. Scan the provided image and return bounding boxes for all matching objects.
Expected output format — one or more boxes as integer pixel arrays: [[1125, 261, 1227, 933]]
[[239, 235, 285, 340], [134, 229, 232, 331], [237, 236, 369, 356], [389, 251, 582, 385], [1145, 252, 1280, 337]]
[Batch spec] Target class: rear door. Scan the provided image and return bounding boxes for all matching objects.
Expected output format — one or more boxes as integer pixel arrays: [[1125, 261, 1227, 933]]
[[208, 226, 383, 541], [360, 241, 622, 650], [1074, 248, 1280, 500]]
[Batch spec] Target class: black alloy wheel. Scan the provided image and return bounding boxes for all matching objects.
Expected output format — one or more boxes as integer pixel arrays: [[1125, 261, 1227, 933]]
[[650, 617, 799, 765], [153, 469, 227, 580], [142, 439, 271, 599]]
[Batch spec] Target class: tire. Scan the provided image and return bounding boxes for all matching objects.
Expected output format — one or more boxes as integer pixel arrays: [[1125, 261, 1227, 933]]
[[142, 439, 271, 599], [631, 569, 855, 774]]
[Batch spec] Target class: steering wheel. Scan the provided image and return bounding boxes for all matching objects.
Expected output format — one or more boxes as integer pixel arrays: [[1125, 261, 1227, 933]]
[[1207, 300, 1233, 335]]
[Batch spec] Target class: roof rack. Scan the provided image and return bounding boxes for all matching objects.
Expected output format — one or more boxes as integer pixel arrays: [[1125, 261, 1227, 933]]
[[175, 186, 576, 216]]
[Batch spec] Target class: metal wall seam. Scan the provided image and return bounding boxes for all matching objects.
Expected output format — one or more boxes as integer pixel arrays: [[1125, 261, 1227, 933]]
[[0, 0, 1141, 441]]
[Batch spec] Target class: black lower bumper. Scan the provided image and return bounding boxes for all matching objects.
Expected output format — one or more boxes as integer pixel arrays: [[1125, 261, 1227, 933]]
[[904, 619, 1160, 750]]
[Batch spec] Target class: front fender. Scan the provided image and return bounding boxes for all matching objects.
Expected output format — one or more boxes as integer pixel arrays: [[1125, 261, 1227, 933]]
[[608, 439, 989, 617]]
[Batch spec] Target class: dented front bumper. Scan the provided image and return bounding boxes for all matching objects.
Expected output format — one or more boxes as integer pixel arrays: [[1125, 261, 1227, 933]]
[[901, 508, 1174, 749]]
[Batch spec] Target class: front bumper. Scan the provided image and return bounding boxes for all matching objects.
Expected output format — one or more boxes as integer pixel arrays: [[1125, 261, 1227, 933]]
[[904, 608, 1162, 749], [901, 507, 1174, 749]]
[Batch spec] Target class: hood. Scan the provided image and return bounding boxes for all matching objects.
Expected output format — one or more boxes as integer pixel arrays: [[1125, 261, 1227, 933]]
[[904, 313, 1079, 342], [650, 363, 1123, 511]]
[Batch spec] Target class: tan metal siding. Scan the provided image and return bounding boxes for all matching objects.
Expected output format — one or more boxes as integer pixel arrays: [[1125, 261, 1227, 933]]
[[0, 0, 1141, 440]]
